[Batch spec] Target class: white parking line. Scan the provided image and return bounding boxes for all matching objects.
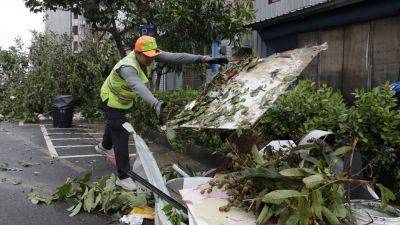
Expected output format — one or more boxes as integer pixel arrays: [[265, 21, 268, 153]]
[[59, 154, 136, 159], [40, 125, 59, 158], [46, 127, 92, 130], [55, 144, 134, 148], [47, 132, 102, 135], [51, 137, 102, 141]]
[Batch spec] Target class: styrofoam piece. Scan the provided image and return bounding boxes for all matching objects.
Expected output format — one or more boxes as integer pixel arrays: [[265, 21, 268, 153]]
[[298, 130, 333, 146], [259, 140, 297, 155], [178, 43, 328, 130]]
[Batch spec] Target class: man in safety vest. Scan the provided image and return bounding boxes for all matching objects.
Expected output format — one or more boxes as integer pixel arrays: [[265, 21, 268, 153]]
[[96, 35, 228, 190]]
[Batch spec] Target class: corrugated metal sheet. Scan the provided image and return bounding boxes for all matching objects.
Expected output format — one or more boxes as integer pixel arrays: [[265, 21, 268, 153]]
[[254, 0, 330, 22]]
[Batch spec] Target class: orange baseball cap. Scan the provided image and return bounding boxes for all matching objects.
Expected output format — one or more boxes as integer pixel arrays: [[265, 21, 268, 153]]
[[134, 35, 160, 57]]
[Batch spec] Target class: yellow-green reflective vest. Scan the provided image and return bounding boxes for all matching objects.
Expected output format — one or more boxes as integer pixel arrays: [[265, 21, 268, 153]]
[[100, 51, 152, 109]]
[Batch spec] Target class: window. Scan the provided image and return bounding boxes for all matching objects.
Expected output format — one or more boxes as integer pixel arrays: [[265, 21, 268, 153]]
[[73, 12, 78, 19], [73, 41, 78, 52], [268, 0, 281, 4], [72, 26, 78, 35]]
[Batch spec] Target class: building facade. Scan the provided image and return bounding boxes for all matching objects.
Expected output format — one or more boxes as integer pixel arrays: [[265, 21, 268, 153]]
[[45, 10, 92, 53], [247, 0, 400, 100]]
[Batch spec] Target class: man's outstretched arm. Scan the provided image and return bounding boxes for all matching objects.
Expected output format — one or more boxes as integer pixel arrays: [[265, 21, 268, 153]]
[[117, 66, 164, 123], [155, 51, 228, 65]]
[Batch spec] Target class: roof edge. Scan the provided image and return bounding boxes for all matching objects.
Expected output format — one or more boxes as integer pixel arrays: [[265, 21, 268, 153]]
[[246, 0, 367, 30]]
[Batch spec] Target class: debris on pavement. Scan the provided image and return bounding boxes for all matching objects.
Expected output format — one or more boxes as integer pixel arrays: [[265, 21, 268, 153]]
[[0, 163, 23, 172], [1, 178, 22, 185], [27, 173, 147, 217], [19, 161, 33, 167], [120, 214, 143, 225], [119, 206, 155, 225]]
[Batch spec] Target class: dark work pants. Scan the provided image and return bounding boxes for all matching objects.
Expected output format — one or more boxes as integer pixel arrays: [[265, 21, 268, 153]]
[[101, 103, 130, 179]]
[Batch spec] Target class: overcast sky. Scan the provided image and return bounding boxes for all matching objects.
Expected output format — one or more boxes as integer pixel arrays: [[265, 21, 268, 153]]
[[0, 0, 44, 50]]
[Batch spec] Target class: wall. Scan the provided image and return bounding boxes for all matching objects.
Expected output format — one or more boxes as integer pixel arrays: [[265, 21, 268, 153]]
[[254, 0, 329, 22], [45, 10, 71, 35], [298, 15, 400, 100]]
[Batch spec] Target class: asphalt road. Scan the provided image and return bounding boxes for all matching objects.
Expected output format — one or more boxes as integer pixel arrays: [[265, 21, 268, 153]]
[[0, 122, 122, 225], [0, 122, 208, 225]]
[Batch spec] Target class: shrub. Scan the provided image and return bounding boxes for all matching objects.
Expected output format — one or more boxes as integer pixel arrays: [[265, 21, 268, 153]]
[[258, 80, 349, 141], [130, 89, 229, 153], [0, 33, 119, 121], [349, 84, 400, 193]]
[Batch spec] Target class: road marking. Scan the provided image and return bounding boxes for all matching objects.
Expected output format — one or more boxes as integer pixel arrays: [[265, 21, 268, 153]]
[[47, 132, 102, 135], [51, 137, 102, 141], [46, 127, 92, 130], [55, 144, 135, 148], [40, 125, 59, 158], [59, 153, 136, 159]]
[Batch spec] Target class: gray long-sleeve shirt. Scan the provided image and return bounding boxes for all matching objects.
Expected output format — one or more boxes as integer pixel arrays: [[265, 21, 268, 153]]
[[117, 51, 206, 107]]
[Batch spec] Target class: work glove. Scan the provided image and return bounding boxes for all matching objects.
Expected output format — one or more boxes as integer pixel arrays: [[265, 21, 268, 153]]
[[152, 101, 165, 125], [204, 56, 229, 65]]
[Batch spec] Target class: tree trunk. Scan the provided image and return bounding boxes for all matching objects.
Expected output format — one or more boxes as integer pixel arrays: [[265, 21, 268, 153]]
[[110, 20, 126, 58]]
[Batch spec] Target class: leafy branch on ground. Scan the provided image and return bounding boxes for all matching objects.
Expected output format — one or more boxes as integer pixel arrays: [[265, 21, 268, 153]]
[[27, 173, 147, 217]]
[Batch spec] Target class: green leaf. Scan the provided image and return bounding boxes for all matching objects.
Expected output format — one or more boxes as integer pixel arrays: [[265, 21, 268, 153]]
[[105, 174, 116, 192], [302, 174, 324, 189], [94, 194, 101, 206], [322, 207, 340, 225], [27, 193, 51, 205], [311, 190, 323, 220], [251, 145, 264, 167], [279, 168, 307, 177], [162, 204, 173, 214], [285, 214, 299, 225], [165, 129, 177, 141], [377, 183, 396, 211], [301, 155, 320, 166], [101, 192, 115, 213], [300, 168, 317, 175], [69, 202, 82, 217], [257, 205, 273, 225], [290, 144, 315, 152], [83, 188, 95, 213], [52, 179, 73, 201], [332, 146, 352, 156], [66, 204, 75, 212], [74, 172, 92, 187], [263, 190, 306, 204], [80, 187, 89, 200]]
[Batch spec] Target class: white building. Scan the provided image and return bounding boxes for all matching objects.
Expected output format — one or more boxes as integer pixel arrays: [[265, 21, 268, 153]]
[[44, 10, 92, 52]]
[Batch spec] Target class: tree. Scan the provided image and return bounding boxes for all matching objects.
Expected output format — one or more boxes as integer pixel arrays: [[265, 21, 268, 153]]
[[24, 0, 254, 89]]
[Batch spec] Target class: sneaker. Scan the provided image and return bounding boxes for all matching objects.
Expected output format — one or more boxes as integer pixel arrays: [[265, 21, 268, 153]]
[[95, 143, 111, 155], [116, 177, 137, 191]]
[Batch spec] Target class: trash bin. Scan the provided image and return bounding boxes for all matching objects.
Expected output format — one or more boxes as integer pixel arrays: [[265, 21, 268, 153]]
[[51, 95, 75, 128]]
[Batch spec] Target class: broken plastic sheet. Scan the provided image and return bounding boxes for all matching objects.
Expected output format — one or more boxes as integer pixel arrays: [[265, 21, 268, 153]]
[[123, 122, 173, 225], [175, 43, 327, 130]]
